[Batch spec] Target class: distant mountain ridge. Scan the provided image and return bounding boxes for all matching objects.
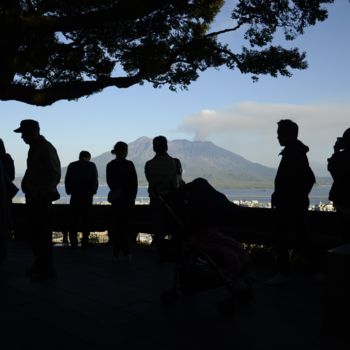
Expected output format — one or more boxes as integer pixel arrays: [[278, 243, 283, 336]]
[[61, 137, 276, 188]]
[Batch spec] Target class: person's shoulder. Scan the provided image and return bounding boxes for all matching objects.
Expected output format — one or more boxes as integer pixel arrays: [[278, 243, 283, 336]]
[[106, 159, 115, 168], [68, 160, 80, 166], [125, 159, 134, 165], [40, 136, 59, 153], [126, 159, 136, 170], [145, 157, 155, 166], [41, 136, 54, 147], [5, 153, 13, 161]]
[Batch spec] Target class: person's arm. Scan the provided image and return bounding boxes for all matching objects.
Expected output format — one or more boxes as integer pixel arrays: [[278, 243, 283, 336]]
[[106, 162, 113, 190], [6, 155, 15, 181], [38, 144, 61, 197], [130, 162, 138, 201], [174, 158, 185, 186], [46, 145, 61, 189], [65, 164, 72, 195], [144, 161, 150, 183], [92, 163, 99, 195]]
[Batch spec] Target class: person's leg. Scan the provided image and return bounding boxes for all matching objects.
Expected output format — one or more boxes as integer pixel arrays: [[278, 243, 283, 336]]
[[26, 196, 54, 279], [81, 200, 92, 247], [337, 211, 350, 245], [111, 204, 121, 257], [266, 209, 290, 285], [120, 206, 133, 257], [68, 201, 79, 248], [0, 228, 8, 265], [274, 209, 291, 276], [26, 197, 41, 271], [69, 230, 78, 248], [62, 230, 69, 244], [150, 197, 165, 247]]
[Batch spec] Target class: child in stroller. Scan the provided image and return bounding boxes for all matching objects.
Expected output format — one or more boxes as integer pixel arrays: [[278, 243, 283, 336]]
[[159, 178, 252, 313]]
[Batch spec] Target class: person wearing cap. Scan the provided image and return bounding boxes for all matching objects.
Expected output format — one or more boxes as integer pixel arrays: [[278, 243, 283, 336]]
[[106, 142, 138, 260], [328, 128, 350, 244], [144, 136, 184, 254], [65, 151, 98, 248], [14, 119, 61, 281]]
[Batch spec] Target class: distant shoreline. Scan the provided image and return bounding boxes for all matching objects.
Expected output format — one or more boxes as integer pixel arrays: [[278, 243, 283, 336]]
[[14, 184, 332, 206]]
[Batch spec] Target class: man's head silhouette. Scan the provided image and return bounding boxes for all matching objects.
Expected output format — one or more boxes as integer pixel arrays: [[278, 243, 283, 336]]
[[111, 141, 128, 158], [277, 119, 298, 147], [153, 136, 168, 155], [79, 151, 91, 161], [14, 119, 40, 145]]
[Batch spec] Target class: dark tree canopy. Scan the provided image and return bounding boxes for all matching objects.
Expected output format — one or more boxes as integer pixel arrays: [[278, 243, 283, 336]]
[[0, 0, 333, 106]]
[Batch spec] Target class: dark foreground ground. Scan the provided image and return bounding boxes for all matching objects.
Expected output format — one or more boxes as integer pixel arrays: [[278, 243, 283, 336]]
[[0, 241, 346, 350]]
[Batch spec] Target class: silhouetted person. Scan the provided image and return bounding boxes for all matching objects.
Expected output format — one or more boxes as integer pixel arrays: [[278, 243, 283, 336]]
[[0, 159, 9, 264], [267, 119, 315, 285], [145, 136, 183, 251], [328, 128, 350, 244], [65, 151, 98, 248], [0, 139, 18, 227], [0, 139, 15, 182], [107, 142, 137, 260], [14, 120, 61, 281]]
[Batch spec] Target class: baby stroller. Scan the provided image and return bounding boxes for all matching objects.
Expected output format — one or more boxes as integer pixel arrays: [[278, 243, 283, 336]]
[[159, 178, 253, 314]]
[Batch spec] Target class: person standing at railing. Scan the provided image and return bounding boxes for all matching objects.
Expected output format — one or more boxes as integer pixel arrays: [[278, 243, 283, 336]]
[[107, 142, 138, 261], [266, 119, 315, 286], [65, 151, 98, 248], [145, 136, 184, 259], [328, 128, 350, 244], [0, 138, 18, 231], [0, 158, 9, 264], [14, 119, 61, 282]]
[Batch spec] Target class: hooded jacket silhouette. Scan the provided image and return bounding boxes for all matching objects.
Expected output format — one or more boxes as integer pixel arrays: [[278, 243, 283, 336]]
[[273, 140, 315, 210]]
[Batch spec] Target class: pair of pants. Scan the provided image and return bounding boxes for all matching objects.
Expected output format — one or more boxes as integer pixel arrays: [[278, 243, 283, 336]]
[[111, 203, 134, 256], [273, 208, 308, 275], [26, 196, 54, 273], [69, 198, 92, 247], [149, 197, 168, 246]]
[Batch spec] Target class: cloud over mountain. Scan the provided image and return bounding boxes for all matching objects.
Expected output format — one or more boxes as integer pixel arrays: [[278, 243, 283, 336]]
[[178, 102, 350, 167]]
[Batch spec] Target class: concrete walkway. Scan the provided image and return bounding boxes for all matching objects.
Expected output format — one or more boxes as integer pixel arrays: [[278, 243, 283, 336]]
[[0, 241, 345, 350]]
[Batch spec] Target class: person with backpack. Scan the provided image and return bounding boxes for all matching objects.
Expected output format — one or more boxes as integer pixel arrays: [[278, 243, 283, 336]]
[[266, 119, 315, 285], [145, 136, 184, 257]]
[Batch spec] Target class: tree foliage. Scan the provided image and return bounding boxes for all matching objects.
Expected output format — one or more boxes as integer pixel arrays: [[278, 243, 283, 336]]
[[0, 0, 333, 106]]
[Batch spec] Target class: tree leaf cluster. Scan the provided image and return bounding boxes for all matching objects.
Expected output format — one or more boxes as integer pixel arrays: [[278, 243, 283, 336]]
[[0, 0, 333, 105]]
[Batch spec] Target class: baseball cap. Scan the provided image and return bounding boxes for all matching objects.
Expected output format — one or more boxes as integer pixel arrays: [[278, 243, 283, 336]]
[[14, 119, 40, 133]]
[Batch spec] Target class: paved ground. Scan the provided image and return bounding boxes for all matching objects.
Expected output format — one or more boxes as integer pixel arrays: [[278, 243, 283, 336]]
[[0, 241, 346, 350]]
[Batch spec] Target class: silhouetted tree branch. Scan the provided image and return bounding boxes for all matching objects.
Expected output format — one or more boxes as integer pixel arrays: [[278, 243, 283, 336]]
[[0, 0, 334, 106]]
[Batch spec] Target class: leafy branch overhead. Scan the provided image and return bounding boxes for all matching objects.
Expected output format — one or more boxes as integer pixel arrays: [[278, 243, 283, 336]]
[[0, 0, 334, 106]]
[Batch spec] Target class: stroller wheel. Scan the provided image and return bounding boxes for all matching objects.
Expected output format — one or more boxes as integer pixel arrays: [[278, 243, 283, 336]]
[[160, 289, 178, 305]]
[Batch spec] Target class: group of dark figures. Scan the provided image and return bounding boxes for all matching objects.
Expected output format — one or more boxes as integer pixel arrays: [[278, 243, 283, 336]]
[[0, 118, 350, 285]]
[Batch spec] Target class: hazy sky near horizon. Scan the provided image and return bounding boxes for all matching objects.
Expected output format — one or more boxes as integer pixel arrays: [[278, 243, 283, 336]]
[[1, 1, 349, 175]]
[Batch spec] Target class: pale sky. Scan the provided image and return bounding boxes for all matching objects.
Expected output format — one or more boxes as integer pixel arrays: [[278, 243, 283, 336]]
[[1, 1, 349, 175]]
